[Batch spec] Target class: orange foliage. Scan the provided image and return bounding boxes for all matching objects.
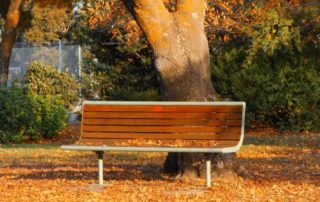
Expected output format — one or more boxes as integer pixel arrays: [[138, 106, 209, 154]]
[[81, 0, 317, 43], [86, 0, 143, 45], [33, 0, 73, 9], [0, 127, 319, 201], [85, 0, 253, 43]]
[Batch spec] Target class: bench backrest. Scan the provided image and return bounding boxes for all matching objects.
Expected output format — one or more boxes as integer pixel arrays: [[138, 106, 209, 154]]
[[79, 101, 245, 148]]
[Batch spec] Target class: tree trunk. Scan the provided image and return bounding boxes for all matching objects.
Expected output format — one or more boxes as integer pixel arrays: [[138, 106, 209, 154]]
[[122, 0, 238, 178], [0, 0, 24, 86]]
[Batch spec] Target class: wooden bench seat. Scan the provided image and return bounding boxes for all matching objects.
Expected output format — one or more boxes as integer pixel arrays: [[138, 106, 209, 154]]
[[61, 101, 246, 187]]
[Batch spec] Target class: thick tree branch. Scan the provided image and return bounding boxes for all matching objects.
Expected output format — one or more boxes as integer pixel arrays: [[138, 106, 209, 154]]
[[176, 0, 207, 14], [122, 0, 170, 17], [176, 0, 207, 24], [121, 0, 174, 52]]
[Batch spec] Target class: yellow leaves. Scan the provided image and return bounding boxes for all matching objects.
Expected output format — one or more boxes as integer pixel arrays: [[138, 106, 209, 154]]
[[251, 8, 258, 15], [86, 7, 95, 15], [33, 0, 73, 10], [85, 0, 140, 47], [113, 139, 218, 148], [86, 0, 117, 30], [206, 0, 253, 41], [0, 124, 320, 201], [111, 28, 119, 38], [223, 35, 229, 42]]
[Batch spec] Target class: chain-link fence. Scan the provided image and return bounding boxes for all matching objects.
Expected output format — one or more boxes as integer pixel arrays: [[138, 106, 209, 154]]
[[8, 41, 81, 86]]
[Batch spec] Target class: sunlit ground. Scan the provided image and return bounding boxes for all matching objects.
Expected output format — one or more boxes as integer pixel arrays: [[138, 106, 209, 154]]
[[0, 132, 319, 201]]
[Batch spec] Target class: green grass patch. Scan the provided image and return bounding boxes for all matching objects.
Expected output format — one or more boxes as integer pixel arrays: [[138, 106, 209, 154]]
[[244, 134, 320, 149], [0, 143, 60, 150]]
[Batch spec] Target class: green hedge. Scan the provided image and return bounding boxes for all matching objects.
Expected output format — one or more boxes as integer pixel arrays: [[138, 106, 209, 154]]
[[211, 4, 319, 131], [211, 46, 320, 131], [0, 86, 68, 143]]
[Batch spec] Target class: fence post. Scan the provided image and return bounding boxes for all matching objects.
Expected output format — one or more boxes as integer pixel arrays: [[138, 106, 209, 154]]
[[58, 40, 62, 71], [78, 45, 82, 97]]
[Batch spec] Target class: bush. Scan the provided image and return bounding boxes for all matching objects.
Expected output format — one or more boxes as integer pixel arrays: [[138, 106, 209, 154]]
[[24, 61, 79, 108], [211, 45, 320, 131], [211, 3, 320, 131], [0, 86, 68, 143], [79, 47, 161, 101], [73, 15, 160, 101]]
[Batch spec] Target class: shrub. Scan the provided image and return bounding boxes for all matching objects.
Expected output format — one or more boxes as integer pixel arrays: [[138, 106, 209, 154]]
[[73, 15, 160, 101], [211, 45, 320, 131], [24, 61, 79, 108], [211, 3, 320, 131], [0, 86, 68, 143], [80, 48, 161, 101]]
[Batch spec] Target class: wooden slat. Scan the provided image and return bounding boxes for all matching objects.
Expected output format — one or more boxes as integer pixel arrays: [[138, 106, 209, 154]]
[[83, 112, 242, 119], [78, 103, 243, 148], [76, 138, 239, 148], [82, 118, 242, 127], [81, 132, 241, 140], [82, 125, 241, 134], [84, 105, 243, 113]]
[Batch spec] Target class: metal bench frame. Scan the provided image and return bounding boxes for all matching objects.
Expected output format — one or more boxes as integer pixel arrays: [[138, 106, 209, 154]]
[[61, 101, 246, 187]]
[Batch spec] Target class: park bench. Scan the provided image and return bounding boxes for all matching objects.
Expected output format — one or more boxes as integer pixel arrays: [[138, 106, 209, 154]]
[[61, 101, 246, 187]]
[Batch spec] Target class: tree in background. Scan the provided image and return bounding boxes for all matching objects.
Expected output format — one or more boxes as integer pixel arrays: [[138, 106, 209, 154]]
[[23, 0, 74, 43], [72, 1, 161, 101], [0, 0, 25, 86], [0, 0, 75, 86]]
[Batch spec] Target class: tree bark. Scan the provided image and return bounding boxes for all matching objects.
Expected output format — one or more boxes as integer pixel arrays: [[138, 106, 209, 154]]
[[0, 0, 24, 87], [122, 0, 237, 178]]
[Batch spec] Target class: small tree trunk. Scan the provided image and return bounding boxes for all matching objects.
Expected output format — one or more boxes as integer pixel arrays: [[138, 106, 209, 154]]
[[122, 0, 238, 178], [0, 0, 24, 86]]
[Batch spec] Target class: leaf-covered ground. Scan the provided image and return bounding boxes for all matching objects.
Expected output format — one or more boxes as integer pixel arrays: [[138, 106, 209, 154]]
[[0, 128, 319, 201]]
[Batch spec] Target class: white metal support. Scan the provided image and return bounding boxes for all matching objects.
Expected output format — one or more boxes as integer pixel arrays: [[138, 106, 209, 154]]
[[97, 151, 104, 185], [206, 160, 212, 187]]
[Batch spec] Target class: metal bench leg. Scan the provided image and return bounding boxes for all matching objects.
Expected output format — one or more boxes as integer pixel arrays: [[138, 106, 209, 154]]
[[206, 160, 212, 187], [96, 151, 104, 185]]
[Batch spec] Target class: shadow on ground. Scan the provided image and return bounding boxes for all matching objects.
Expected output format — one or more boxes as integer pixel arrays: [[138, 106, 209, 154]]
[[13, 163, 174, 182], [8, 152, 319, 186], [2, 133, 319, 187]]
